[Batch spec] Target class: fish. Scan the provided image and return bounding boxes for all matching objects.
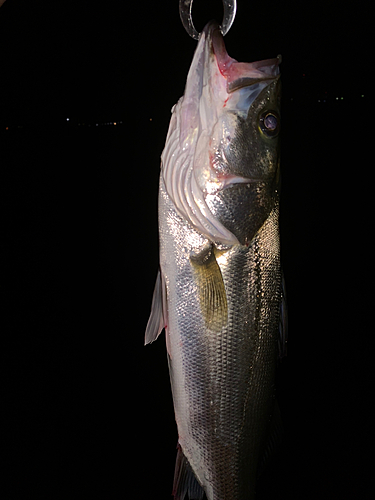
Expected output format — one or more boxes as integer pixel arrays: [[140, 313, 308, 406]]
[[145, 21, 286, 500]]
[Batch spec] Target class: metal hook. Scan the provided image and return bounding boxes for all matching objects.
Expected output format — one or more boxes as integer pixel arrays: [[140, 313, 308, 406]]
[[179, 0, 237, 40]]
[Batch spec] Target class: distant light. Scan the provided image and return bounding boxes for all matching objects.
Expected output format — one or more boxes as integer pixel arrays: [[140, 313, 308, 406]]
[[114, 122, 116, 126], [362, 95, 365, 98], [150, 118, 153, 121], [341, 97, 344, 100], [336, 97, 339, 100], [96, 124, 98, 126], [318, 100, 320, 102], [66, 118, 69, 121], [5, 126, 9, 130]]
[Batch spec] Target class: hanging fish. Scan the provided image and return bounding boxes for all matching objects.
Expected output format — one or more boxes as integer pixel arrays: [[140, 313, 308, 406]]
[[145, 20, 286, 500]]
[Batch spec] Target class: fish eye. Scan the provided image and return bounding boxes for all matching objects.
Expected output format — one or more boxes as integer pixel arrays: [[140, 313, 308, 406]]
[[259, 111, 280, 138]]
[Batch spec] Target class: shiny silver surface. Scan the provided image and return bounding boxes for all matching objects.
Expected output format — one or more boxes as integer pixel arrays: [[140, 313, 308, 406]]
[[179, 0, 237, 40], [146, 22, 282, 500], [160, 181, 280, 499]]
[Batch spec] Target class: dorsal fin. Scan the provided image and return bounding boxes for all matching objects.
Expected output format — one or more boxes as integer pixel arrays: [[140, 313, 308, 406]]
[[278, 270, 288, 360]]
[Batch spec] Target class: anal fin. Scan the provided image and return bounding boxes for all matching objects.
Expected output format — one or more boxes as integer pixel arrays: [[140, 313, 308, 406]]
[[173, 445, 205, 500]]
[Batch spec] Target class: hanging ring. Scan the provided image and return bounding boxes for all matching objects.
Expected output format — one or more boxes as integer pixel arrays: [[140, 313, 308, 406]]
[[179, 0, 237, 40]]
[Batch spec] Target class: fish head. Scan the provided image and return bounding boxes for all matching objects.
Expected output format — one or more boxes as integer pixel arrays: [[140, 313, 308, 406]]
[[161, 22, 281, 246], [206, 24, 281, 187]]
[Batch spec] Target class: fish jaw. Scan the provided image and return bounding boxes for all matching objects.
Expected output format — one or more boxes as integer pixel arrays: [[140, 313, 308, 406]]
[[161, 21, 281, 247]]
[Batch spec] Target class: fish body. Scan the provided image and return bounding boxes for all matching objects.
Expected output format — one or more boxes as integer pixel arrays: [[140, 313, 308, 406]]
[[146, 22, 284, 500]]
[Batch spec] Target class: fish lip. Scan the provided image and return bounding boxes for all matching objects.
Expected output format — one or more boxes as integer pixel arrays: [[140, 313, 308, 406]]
[[203, 21, 281, 92]]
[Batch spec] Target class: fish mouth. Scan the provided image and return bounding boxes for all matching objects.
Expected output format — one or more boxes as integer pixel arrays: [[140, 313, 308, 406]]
[[204, 21, 280, 93]]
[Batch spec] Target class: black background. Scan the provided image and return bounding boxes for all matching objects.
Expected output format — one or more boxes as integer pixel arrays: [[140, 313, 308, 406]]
[[1, 1, 373, 498]]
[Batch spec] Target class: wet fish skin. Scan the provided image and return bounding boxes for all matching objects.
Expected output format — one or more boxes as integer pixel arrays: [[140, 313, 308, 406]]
[[146, 21, 282, 500], [206, 77, 281, 246]]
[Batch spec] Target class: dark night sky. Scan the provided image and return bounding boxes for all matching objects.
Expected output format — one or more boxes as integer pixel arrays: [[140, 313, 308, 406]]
[[0, 0, 370, 121], [1, 1, 373, 499]]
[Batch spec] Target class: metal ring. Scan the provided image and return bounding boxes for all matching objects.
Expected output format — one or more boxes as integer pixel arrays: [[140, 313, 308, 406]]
[[179, 0, 237, 40]]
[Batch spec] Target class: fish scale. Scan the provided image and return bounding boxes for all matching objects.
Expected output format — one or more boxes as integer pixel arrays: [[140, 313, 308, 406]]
[[145, 21, 284, 500], [159, 180, 280, 499]]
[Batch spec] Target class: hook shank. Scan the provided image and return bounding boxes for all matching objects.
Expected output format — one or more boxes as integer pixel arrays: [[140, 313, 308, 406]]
[[179, 0, 237, 40]]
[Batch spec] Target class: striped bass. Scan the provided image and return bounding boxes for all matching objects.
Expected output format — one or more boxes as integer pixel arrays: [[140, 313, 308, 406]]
[[145, 21, 286, 500]]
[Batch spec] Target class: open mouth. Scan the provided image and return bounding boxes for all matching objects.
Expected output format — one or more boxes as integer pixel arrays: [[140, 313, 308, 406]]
[[208, 21, 280, 92]]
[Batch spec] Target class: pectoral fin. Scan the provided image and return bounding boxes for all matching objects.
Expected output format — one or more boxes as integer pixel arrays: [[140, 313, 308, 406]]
[[190, 245, 227, 332]]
